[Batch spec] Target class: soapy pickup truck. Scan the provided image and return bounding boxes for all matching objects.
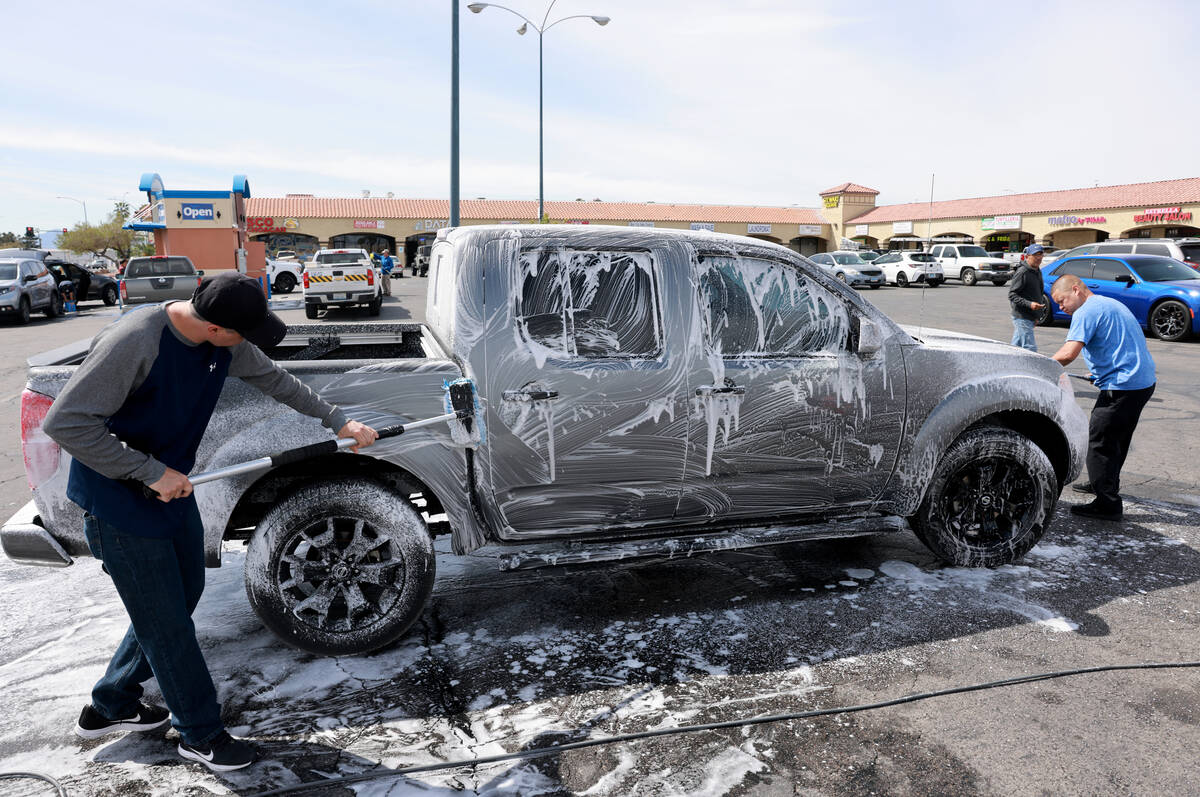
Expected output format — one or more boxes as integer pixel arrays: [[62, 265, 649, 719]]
[[4, 225, 1086, 656]]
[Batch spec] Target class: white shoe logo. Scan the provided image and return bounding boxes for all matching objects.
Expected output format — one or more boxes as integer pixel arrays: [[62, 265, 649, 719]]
[[194, 747, 216, 762]]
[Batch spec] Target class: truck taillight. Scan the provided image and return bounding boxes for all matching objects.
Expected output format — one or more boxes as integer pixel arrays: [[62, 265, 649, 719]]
[[367, 268, 374, 286], [21, 390, 60, 491], [303, 272, 309, 289], [119, 280, 127, 301]]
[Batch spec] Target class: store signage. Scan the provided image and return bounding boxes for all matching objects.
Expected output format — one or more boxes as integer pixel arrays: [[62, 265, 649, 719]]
[[154, 202, 165, 223], [1049, 215, 1107, 226], [823, 196, 840, 209], [181, 202, 214, 221], [981, 215, 1021, 231], [629, 221, 655, 227], [248, 216, 287, 233], [354, 220, 386, 229], [415, 219, 450, 231], [854, 224, 869, 236], [284, 218, 300, 230], [748, 223, 772, 234], [1134, 207, 1193, 223], [797, 224, 822, 236], [690, 222, 716, 231], [892, 221, 913, 235]]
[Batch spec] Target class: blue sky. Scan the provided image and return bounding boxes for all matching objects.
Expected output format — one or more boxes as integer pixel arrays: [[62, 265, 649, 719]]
[[2, 0, 1196, 234]]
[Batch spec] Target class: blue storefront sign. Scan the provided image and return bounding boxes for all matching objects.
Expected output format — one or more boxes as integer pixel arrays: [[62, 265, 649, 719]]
[[181, 202, 215, 221]]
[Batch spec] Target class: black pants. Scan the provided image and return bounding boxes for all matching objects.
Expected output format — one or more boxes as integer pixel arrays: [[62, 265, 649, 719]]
[[1087, 384, 1155, 510]]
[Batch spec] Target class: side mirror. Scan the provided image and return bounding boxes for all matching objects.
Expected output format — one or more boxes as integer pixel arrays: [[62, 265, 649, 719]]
[[857, 317, 883, 356], [1115, 274, 1134, 287], [22, 274, 37, 284], [195, 270, 205, 277]]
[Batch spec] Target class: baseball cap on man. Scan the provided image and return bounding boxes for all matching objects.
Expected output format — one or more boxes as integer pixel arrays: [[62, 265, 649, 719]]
[[1023, 243, 1045, 255], [192, 272, 286, 348]]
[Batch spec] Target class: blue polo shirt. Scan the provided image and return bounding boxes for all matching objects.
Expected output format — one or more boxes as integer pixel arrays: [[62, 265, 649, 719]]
[[1066, 294, 1156, 390]]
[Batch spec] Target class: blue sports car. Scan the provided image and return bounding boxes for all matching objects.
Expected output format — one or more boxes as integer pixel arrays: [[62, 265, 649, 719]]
[[1037, 253, 1200, 342]]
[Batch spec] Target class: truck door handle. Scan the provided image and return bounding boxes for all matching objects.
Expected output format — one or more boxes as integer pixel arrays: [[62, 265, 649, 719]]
[[695, 385, 746, 396], [503, 389, 560, 401]]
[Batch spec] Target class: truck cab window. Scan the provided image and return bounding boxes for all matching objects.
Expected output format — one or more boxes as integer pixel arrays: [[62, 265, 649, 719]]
[[517, 249, 661, 359], [697, 254, 847, 357]]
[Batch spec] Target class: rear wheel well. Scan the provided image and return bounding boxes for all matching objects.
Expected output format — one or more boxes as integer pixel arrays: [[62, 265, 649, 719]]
[[224, 453, 449, 541], [968, 410, 1070, 487]]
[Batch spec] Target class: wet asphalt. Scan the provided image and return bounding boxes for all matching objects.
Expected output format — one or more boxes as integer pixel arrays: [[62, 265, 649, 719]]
[[0, 279, 1197, 795]]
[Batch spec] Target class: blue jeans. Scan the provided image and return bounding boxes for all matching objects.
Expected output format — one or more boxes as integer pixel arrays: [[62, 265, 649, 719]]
[[1011, 317, 1037, 352], [83, 512, 224, 746]]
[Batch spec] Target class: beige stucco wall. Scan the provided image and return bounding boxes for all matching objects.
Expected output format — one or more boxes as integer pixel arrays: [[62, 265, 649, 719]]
[[848, 204, 1200, 250]]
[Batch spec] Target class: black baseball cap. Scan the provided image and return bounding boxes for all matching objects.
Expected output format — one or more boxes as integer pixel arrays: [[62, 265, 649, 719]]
[[192, 272, 286, 349]]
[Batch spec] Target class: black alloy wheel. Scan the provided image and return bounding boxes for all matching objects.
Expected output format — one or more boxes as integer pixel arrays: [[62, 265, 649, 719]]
[[1149, 299, 1190, 341], [910, 427, 1057, 567], [102, 284, 118, 306], [1035, 294, 1054, 326], [895, 272, 909, 287], [245, 479, 435, 655]]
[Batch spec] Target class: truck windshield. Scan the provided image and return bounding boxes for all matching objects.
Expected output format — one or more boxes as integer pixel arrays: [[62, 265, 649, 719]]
[[0, 264, 17, 280], [315, 253, 366, 265]]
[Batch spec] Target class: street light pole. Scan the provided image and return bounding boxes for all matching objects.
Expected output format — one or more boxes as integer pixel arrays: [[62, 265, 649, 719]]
[[56, 196, 88, 225], [450, 0, 461, 227], [467, 2, 609, 223]]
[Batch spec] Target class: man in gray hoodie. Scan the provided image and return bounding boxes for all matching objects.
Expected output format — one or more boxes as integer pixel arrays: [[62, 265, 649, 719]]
[[1008, 243, 1047, 351]]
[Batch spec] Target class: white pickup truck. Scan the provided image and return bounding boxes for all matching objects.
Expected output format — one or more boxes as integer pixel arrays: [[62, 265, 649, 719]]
[[929, 243, 1013, 286], [266, 255, 303, 294], [302, 248, 382, 319]]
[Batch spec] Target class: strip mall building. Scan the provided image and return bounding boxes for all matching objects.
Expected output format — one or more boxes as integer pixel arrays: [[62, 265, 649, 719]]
[[243, 177, 1200, 266]]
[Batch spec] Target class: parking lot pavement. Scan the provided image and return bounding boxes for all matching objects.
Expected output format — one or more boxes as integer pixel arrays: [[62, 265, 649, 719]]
[[1, 279, 1197, 794]]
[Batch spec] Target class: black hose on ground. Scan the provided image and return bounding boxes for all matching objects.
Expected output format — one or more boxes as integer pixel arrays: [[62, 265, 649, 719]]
[[248, 659, 1200, 796], [0, 771, 67, 796]]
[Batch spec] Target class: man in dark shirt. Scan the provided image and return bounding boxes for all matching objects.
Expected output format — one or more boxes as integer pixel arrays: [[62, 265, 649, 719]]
[[44, 272, 377, 771], [1008, 244, 1046, 352]]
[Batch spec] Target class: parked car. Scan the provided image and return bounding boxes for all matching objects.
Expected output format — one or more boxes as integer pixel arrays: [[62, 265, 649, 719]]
[[303, 248, 382, 319], [808, 251, 885, 288], [6, 225, 1087, 655], [0, 257, 63, 322], [46, 260, 120, 305], [858, 250, 883, 263], [1051, 238, 1200, 271], [119, 255, 204, 305], [874, 251, 944, 287], [1036, 253, 1200, 341], [930, 244, 1012, 286]]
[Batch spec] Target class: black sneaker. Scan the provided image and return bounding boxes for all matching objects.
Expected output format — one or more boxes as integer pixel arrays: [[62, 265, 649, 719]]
[[75, 702, 169, 739], [178, 731, 258, 772], [1070, 501, 1123, 521], [1072, 482, 1095, 494]]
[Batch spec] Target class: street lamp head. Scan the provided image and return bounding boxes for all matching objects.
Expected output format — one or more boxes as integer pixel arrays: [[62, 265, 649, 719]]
[[467, 3, 487, 12], [591, 16, 610, 25], [516, 22, 528, 34]]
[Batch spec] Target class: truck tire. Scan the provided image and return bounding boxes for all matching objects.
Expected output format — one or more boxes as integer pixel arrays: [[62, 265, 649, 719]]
[[909, 427, 1057, 568], [245, 479, 435, 656], [274, 272, 296, 294], [102, 285, 118, 306], [368, 295, 382, 316], [305, 305, 320, 320], [961, 268, 977, 286]]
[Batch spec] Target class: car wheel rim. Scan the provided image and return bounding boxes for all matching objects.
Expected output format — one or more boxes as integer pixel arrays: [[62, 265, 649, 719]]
[[276, 516, 407, 634], [934, 457, 1038, 547], [1154, 305, 1186, 338]]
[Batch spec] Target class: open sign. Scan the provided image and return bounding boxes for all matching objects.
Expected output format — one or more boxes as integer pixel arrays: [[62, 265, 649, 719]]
[[181, 202, 215, 221]]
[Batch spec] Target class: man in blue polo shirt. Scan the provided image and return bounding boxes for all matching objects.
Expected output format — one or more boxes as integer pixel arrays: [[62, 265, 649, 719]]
[[1050, 274, 1156, 521]]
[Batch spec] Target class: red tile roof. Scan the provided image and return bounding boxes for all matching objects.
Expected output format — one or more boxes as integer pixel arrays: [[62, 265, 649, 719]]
[[820, 182, 879, 196], [852, 177, 1200, 224], [246, 197, 827, 226]]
